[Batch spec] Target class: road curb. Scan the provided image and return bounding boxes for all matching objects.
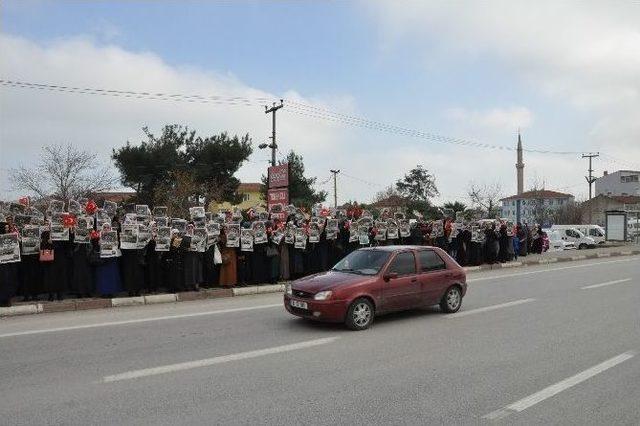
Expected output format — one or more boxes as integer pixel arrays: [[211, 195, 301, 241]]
[[1, 250, 638, 318]]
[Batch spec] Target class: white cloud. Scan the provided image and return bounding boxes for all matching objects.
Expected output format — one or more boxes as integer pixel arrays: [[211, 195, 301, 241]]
[[0, 34, 352, 202], [365, 0, 640, 187], [444, 106, 533, 133]]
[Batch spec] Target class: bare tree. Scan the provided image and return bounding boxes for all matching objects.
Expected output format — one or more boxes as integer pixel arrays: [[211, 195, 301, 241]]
[[373, 185, 401, 203], [551, 201, 585, 224], [467, 182, 503, 218], [10, 143, 118, 200]]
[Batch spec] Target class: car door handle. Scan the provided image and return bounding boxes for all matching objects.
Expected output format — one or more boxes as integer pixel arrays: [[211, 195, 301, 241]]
[[410, 278, 418, 283]]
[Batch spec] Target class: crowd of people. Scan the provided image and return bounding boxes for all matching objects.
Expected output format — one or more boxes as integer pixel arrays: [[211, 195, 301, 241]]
[[0, 199, 550, 307]]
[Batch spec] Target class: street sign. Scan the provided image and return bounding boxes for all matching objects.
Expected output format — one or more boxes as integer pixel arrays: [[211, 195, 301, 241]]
[[268, 164, 289, 189], [268, 188, 289, 207]]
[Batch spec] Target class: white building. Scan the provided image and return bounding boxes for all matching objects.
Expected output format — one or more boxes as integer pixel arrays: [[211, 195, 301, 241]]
[[500, 190, 575, 225], [595, 170, 640, 197]]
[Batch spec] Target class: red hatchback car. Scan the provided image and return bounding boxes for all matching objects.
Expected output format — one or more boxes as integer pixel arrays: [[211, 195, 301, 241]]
[[284, 245, 467, 330]]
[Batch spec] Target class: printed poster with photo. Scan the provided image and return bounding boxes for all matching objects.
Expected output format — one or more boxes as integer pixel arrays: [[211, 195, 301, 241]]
[[69, 199, 83, 216], [294, 228, 307, 250], [325, 219, 338, 240], [189, 206, 206, 220], [285, 225, 295, 245], [432, 222, 444, 238], [135, 204, 151, 217], [271, 228, 285, 245], [155, 227, 171, 252], [20, 225, 40, 255], [225, 224, 240, 248], [99, 230, 118, 258], [50, 214, 70, 241], [171, 218, 188, 235], [0, 233, 21, 264], [14, 214, 32, 230], [240, 229, 254, 252], [120, 223, 139, 250], [399, 219, 411, 238], [137, 224, 152, 248], [386, 219, 399, 240], [96, 209, 112, 230], [190, 227, 207, 252], [153, 206, 168, 218], [193, 216, 206, 228], [206, 222, 220, 239], [74, 216, 92, 244], [103, 200, 118, 218], [308, 222, 320, 243], [154, 217, 169, 227], [48, 200, 64, 215], [349, 222, 359, 243], [358, 225, 370, 246], [252, 221, 268, 245]]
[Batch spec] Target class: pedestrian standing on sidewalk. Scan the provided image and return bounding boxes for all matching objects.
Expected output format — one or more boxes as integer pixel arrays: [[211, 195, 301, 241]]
[[219, 232, 237, 288]]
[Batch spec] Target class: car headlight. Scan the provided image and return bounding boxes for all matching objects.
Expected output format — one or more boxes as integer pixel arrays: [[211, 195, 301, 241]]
[[285, 283, 292, 295], [314, 291, 333, 301]]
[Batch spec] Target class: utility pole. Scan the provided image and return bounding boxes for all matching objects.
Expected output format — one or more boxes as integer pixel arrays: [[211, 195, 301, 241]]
[[582, 152, 599, 224], [264, 100, 284, 167], [330, 169, 340, 208]]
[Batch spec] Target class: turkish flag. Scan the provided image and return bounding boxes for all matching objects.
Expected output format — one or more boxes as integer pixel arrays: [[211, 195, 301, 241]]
[[62, 214, 77, 228], [18, 196, 30, 207]]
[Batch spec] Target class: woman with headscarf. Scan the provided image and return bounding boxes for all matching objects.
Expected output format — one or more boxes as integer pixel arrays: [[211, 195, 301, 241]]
[[92, 233, 122, 298], [218, 232, 237, 288], [166, 229, 187, 292], [183, 223, 203, 291], [70, 231, 93, 298], [0, 220, 19, 307]]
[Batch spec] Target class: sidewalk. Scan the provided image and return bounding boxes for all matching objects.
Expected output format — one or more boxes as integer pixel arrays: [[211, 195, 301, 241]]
[[2, 244, 638, 318]]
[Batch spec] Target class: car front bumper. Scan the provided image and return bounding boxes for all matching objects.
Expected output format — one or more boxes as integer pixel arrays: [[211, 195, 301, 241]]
[[283, 294, 348, 323]]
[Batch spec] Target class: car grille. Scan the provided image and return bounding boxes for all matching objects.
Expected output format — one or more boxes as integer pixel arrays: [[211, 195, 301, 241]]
[[292, 289, 314, 299], [290, 307, 311, 316]]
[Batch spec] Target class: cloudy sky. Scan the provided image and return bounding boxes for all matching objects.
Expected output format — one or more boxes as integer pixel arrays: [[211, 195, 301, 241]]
[[2, 1, 639, 205]]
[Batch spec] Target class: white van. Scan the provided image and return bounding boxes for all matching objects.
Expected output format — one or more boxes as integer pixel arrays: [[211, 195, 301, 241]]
[[544, 230, 576, 251], [549, 225, 597, 249], [572, 225, 606, 244]]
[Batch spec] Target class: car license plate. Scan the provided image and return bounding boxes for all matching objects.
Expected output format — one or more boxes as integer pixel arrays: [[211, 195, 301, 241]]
[[290, 300, 308, 309]]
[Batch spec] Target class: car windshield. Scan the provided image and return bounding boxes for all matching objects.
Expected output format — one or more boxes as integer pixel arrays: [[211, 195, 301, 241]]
[[332, 250, 391, 276]]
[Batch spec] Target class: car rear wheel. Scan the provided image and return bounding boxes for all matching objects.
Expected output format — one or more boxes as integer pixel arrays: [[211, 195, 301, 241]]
[[440, 286, 462, 313], [578, 243, 587, 250], [345, 298, 374, 331]]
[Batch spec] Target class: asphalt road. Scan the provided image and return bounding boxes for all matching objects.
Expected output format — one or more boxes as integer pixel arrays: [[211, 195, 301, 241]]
[[1, 256, 639, 425]]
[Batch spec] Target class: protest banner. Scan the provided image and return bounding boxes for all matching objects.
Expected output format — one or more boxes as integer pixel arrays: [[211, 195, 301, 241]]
[[155, 227, 170, 251], [0, 233, 21, 264], [99, 230, 118, 258], [225, 224, 240, 248], [20, 225, 40, 255]]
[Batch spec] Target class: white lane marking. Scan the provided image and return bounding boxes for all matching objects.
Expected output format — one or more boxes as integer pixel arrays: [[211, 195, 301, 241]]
[[0, 304, 283, 339], [468, 258, 636, 283], [483, 351, 636, 421], [581, 278, 632, 290], [103, 337, 338, 383], [446, 298, 535, 319]]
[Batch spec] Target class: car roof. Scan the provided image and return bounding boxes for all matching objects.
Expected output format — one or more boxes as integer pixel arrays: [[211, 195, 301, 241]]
[[359, 245, 436, 252]]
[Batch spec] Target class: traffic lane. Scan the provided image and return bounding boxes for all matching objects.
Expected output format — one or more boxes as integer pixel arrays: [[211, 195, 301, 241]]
[[512, 355, 640, 425], [0, 255, 634, 337], [4, 266, 638, 425], [1, 258, 636, 393], [0, 292, 284, 335]]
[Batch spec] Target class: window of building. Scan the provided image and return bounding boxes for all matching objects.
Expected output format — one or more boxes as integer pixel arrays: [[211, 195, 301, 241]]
[[621, 175, 639, 183], [242, 194, 250, 202]]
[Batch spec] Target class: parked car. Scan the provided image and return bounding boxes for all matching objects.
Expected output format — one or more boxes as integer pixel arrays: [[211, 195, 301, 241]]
[[545, 230, 576, 251], [549, 226, 596, 249], [284, 246, 467, 330], [551, 224, 605, 244]]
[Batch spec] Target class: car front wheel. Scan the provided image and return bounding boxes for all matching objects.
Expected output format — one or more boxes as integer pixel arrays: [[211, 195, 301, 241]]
[[440, 286, 462, 313], [345, 298, 374, 331]]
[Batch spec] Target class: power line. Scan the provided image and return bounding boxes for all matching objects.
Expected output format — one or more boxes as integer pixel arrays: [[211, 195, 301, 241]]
[[3, 78, 637, 166]]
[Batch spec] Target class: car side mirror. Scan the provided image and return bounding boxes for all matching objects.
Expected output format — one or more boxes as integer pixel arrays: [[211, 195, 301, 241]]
[[383, 272, 398, 282]]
